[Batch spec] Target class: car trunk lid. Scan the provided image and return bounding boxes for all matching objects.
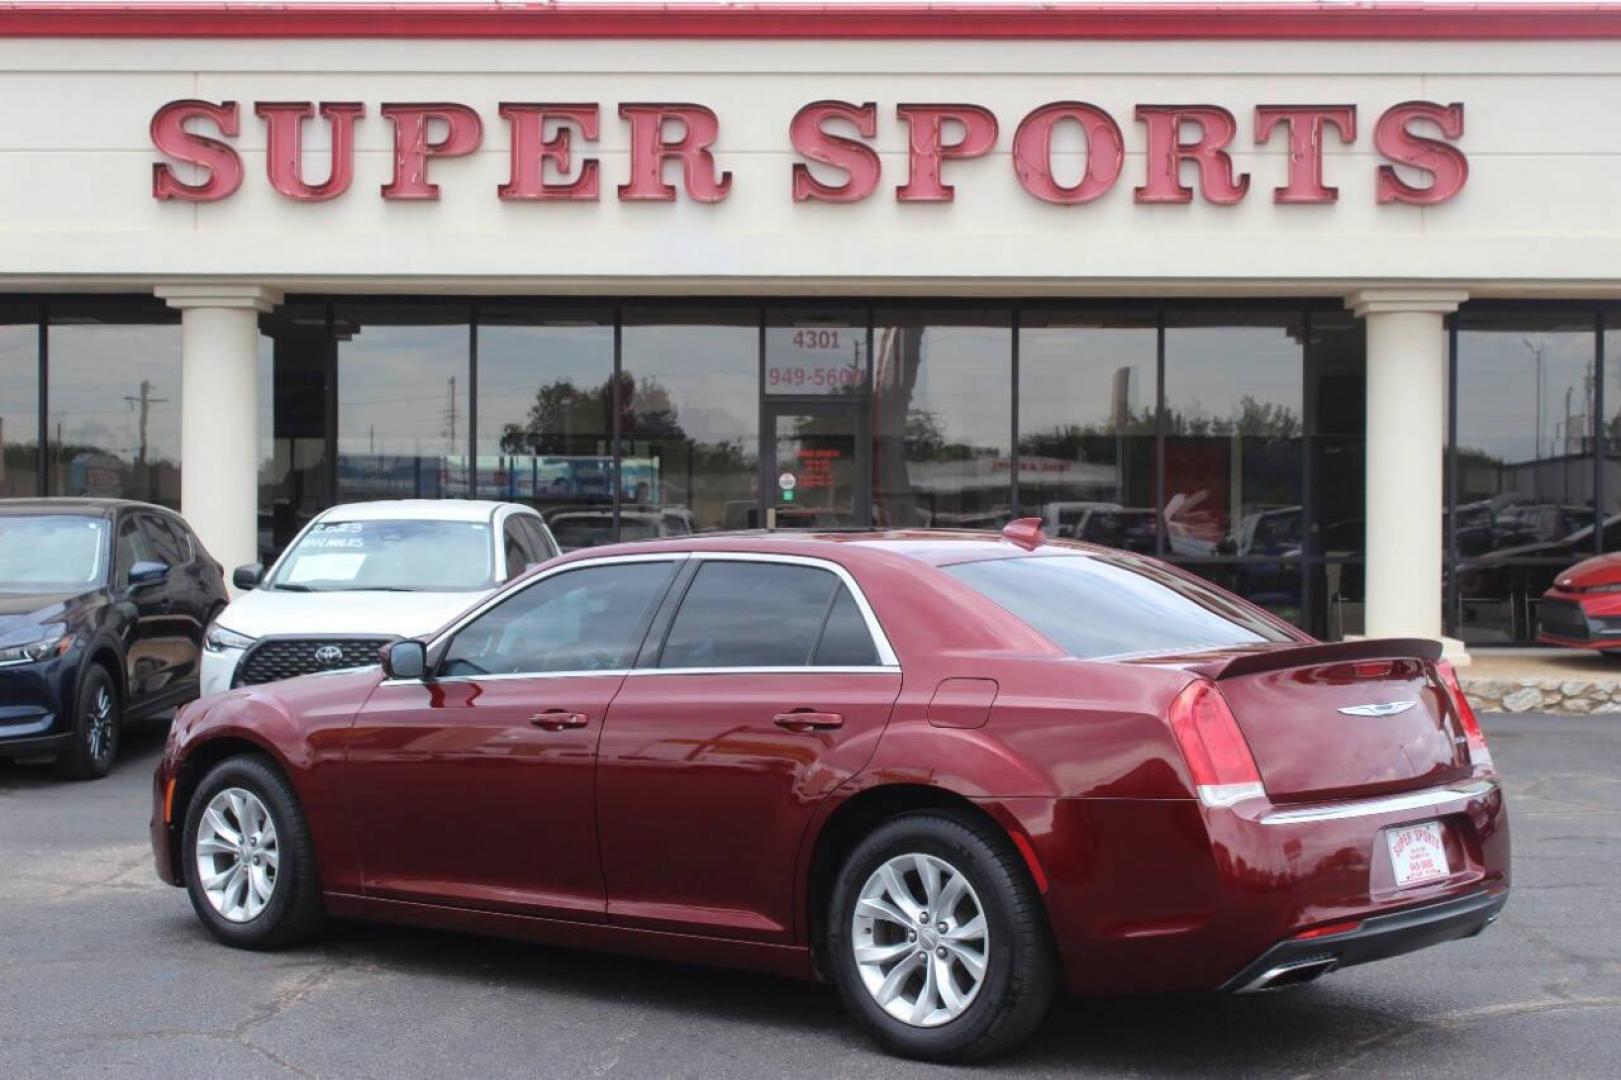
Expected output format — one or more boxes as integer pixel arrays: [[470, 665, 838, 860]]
[[1133, 639, 1472, 803]]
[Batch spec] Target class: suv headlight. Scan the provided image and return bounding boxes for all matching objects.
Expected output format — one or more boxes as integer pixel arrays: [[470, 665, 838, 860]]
[[205, 624, 256, 653], [0, 630, 74, 667]]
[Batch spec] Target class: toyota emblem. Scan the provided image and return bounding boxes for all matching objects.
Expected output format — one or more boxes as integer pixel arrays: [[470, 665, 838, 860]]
[[313, 644, 345, 665]]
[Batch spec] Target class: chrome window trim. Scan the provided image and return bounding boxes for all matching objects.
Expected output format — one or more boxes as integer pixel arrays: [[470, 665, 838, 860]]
[[426, 552, 690, 656], [383, 668, 631, 687], [682, 551, 900, 669], [625, 666, 899, 677], [417, 548, 900, 679], [1259, 779, 1498, 825]]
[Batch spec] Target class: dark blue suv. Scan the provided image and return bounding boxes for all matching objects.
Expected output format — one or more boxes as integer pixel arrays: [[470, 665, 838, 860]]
[[0, 499, 227, 779]]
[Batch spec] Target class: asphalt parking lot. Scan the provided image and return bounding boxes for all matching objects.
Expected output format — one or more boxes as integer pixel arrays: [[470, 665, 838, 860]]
[[2, 713, 1617, 1079]]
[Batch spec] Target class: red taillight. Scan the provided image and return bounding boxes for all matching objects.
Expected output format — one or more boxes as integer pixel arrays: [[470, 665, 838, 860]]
[[1168, 679, 1265, 808], [1437, 660, 1494, 775]]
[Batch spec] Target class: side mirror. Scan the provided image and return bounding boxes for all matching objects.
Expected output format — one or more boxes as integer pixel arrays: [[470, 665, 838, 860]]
[[128, 560, 171, 589], [380, 639, 427, 681], [232, 563, 264, 590]]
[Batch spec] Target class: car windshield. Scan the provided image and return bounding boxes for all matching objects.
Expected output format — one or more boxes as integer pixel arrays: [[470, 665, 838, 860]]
[[943, 553, 1292, 660], [266, 519, 494, 592], [0, 515, 108, 590]]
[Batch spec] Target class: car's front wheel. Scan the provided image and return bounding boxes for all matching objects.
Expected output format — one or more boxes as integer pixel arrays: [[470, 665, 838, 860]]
[[54, 664, 119, 780], [827, 811, 1057, 1061], [181, 755, 324, 949]]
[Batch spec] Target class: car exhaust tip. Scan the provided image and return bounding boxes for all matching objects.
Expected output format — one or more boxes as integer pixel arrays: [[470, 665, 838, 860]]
[[1240, 955, 1339, 992]]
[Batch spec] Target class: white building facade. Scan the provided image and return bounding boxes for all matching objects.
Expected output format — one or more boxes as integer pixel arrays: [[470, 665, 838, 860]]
[[3, 2, 1621, 651]]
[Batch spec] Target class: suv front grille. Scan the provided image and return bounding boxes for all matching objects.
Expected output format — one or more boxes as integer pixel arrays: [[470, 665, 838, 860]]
[[235, 637, 393, 687]]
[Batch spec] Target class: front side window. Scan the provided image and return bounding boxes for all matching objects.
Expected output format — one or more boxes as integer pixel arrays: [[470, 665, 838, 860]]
[[441, 561, 676, 676], [115, 516, 157, 587], [266, 519, 494, 593], [944, 554, 1291, 660], [659, 561, 875, 669], [0, 516, 107, 589]]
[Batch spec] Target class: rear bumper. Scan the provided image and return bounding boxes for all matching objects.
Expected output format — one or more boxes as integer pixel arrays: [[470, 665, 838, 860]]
[[1220, 887, 1508, 992], [995, 774, 1509, 996]]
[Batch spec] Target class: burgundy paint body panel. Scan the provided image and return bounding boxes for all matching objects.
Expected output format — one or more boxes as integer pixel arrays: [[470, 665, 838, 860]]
[[598, 671, 901, 940], [338, 673, 615, 919], [153, 529, 1510, 1000]]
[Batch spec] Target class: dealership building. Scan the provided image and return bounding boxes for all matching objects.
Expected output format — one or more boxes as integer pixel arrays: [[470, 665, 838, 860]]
[[3, 2, 1621, 654]]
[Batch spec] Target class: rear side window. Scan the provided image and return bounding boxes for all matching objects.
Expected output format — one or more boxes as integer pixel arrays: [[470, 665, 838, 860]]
[[943, 555, 1290, 660], [659, 561, 880, 669], [814, 588, 880, 667]]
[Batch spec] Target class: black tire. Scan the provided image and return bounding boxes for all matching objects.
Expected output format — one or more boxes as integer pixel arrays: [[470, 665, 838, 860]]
[[54, 664, 119, 780], [827, 811, 1057, 1062], [181, 755, 324, 949]]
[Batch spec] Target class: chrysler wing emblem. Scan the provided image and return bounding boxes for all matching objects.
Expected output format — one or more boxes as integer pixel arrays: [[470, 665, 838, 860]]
[[1338, 701, 1417, 718], [313, 645, 345, 665]]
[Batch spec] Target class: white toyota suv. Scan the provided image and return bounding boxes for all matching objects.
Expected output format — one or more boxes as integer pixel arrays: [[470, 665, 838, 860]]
[[201, 500, 557, 696]]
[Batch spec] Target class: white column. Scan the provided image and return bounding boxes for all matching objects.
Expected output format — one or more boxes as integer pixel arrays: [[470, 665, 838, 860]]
[[155, 284, 282, 589], [1347, 288, 1468, 657]]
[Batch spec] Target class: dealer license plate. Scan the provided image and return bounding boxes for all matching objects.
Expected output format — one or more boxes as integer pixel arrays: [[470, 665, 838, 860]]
[[1386, 821, 1450, 887]]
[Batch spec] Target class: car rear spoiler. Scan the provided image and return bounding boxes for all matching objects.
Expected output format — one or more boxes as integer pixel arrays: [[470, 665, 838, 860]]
[[1193, 638, 1444, 681]]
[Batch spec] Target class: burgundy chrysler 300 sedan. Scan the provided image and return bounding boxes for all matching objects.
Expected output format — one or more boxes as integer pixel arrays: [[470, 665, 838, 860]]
[[150, 522, 1508, 1061]]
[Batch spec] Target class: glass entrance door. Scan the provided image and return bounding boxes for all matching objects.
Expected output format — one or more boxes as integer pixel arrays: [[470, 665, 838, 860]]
[[763, 401, 869, 529]]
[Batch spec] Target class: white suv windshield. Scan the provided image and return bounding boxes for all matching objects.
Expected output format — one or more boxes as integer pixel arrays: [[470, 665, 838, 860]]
[[0, 516, 107, 590], [267, 519, 494, 593]]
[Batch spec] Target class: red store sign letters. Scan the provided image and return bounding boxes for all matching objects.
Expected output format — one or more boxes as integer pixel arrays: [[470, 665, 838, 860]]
[[151, 98, 1468, 207]]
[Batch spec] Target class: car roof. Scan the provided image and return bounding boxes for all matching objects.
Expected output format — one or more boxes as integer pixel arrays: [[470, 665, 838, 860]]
[[315, 499, 522, 524], [547, 527, 1106, 569], [0, 497, 169, 519]]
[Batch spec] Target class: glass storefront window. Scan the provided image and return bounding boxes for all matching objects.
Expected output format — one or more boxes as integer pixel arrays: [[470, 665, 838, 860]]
[[335, 302, 471, 503], [475, 306, 614, 540], [1307, 311, 1367, 639], [765, 306, 869, 396], [1164, 310, 1305, 560], [621, 307, 759, 536], [1017, 309, 1157, 552], [1453, 308, 1597, 644], [260, 301, 335, 562], [873, 308, 1012, 529], [47, 300, 182, 507], [0, 304, 39, 498]]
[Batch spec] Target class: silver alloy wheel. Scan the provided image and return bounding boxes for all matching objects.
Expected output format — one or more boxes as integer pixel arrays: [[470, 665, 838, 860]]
[[195, 787, 279, 923], [851, 852, 990, 1027], [85, 684, 114, 762]]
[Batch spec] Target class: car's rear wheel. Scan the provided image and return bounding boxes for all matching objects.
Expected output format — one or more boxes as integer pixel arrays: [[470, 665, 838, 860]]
[[181, 755, 324, 949], [827, 812, 1056, 1061], [54, 664, 119, 780]]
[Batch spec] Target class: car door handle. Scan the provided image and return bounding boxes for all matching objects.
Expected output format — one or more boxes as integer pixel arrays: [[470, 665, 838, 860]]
[[529, 710, 590, 731], [773, 711, 844, 732]]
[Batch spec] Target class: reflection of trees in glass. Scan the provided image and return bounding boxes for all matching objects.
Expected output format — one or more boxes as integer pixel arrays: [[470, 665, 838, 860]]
[[497, 372, 752, 504], [1166, 397, 1300, 438]]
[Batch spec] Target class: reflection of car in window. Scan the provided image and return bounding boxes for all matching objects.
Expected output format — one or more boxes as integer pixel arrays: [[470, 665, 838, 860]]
[[200, 500, 557, 696], [544, 505, 694, 551]]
